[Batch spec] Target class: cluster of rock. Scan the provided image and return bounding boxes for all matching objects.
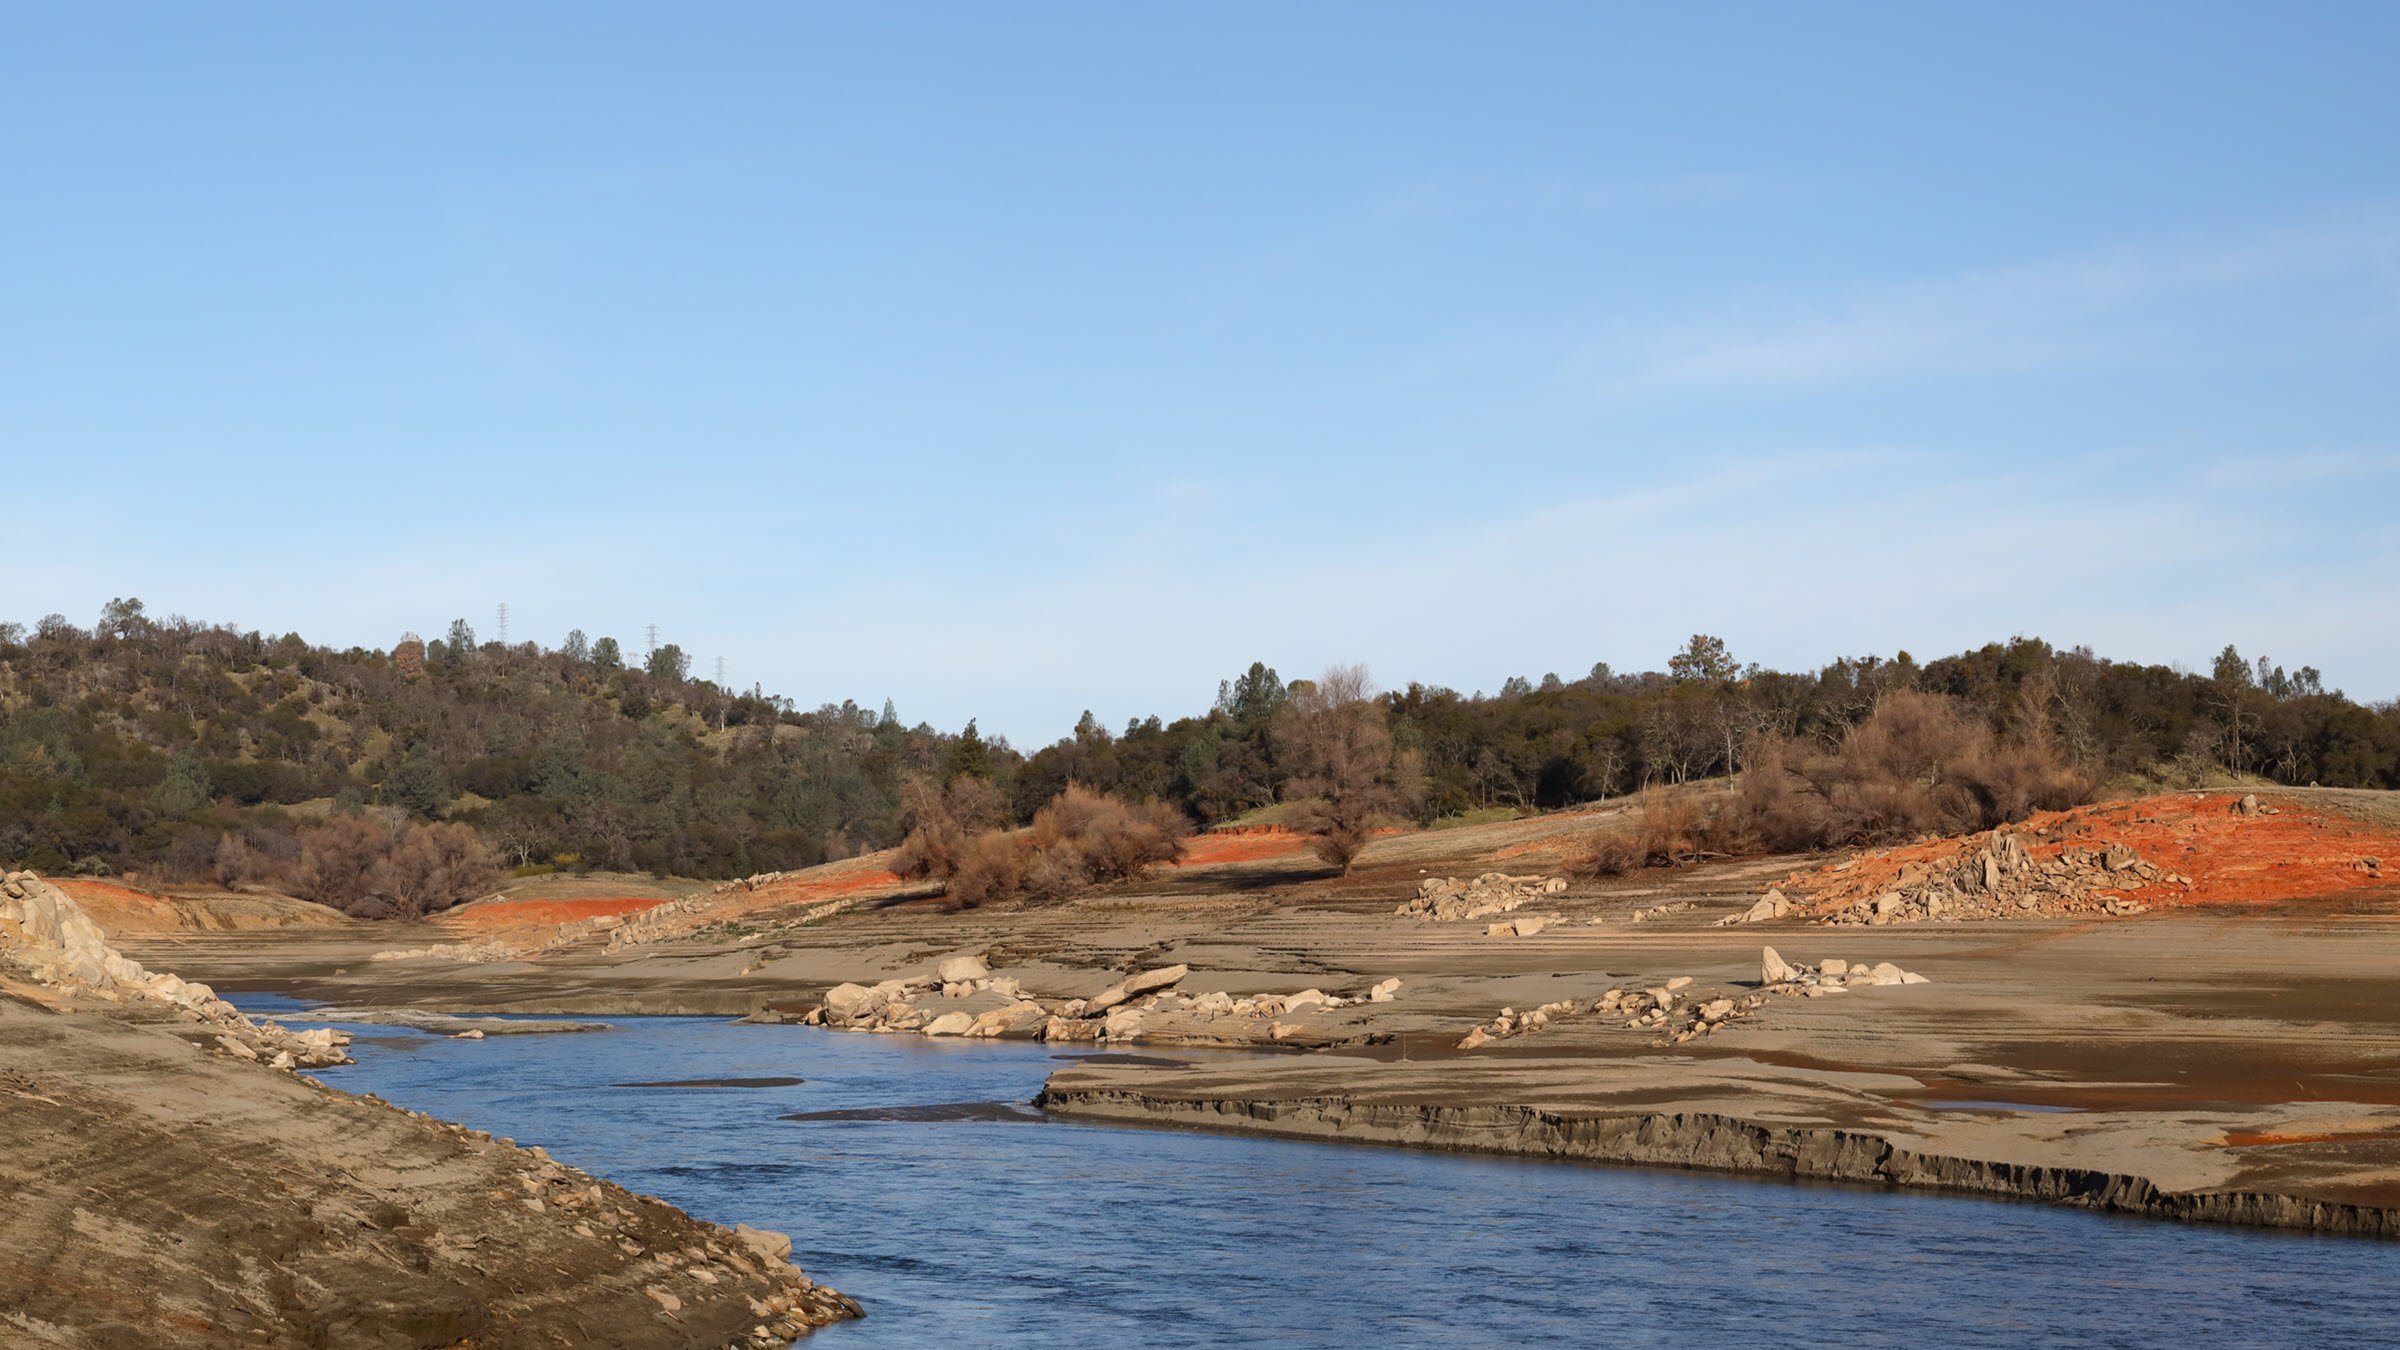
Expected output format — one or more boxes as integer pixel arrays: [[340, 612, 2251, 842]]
[[0, 870, 349, 1069], [1396, 872, 1567, 922], [1759, 945, 1929, 994], [1626, 900, 1697, 923], [1812, 829, 2188, 926], [815, 954, 1048, 1039], [810, 956, 1402, 1046], [373, 1100, 859, 1339], [1457, 976, 1767, 1050]]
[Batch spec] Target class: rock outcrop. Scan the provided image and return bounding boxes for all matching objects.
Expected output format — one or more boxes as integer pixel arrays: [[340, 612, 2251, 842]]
[[0, 871, 349, 1068]]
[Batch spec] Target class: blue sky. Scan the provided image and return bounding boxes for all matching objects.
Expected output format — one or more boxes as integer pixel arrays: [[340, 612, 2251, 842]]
[[4, 3, 2395, 742]]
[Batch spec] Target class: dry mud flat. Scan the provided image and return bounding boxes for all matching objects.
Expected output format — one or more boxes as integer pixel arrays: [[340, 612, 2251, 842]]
[[0, 875, 858, 1349], [143, 789, 2400, 1241]]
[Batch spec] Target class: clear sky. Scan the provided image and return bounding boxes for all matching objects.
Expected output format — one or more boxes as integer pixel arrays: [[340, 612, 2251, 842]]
[[5, 3, 2395, 742]]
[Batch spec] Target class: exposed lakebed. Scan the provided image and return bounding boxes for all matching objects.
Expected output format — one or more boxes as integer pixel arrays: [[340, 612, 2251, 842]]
[[233, 996, 2399, 1346]]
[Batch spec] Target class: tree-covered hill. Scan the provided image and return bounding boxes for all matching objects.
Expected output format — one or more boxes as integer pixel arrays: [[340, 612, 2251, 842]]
[[2, 598, 2394, 885]]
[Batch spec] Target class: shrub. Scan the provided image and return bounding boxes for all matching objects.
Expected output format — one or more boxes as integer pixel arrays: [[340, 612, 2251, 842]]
[[931, 784, 1189, 908]]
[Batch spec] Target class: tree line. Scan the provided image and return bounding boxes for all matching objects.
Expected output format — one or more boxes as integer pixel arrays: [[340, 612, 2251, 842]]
[[2, 599, 2395, 904]]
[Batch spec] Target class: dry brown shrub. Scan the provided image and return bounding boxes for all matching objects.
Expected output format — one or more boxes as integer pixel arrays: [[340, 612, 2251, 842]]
[[940, 784, 1189, 908], [893, 775, 1005, 881], [1580, 789, 1708, 875], [371, 820, 501, 918], [289, 815, 389, 912]]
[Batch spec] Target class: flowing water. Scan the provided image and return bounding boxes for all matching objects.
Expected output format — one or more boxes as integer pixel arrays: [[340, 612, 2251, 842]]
[[235, 998, 2397, 1347]]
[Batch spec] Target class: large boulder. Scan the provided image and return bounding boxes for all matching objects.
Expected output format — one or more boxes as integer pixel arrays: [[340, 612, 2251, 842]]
[[934, 954, 990, 985], [1085, 964, 1189, 1015], [920, 1011, 975, 1037], [820, 983, 884, 1025]]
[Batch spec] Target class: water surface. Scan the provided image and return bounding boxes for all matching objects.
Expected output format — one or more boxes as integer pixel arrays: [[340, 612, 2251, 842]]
[[236, 997, 2396, 1347]]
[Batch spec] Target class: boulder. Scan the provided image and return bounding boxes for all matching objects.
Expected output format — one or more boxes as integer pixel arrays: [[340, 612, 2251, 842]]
[[1819, 958, 1849, 977], [820, 983, 883, 1024], [733, 1224, 794, 1265], [935, 954, 990, 985], [1100, 1007, 1145, 1040], [1368, 978, 1402, 1003], [1760, 947, 1799, 985], [1283, 989, 1328, 1011], [1867, 962, 1906, 986], [1086, 964, 1189, 1015], [1042, 1016, 1102, 1043]]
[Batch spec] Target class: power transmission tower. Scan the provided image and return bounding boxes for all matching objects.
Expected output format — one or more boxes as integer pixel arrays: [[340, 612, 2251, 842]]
[[714, 656, 727, 687], [495, 602, 509, 647], [645, 623, 658, 658]]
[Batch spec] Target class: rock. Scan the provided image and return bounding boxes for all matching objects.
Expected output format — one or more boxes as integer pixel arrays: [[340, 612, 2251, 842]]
[[1761, 947, 1799, 984], [820, 983, 883, 1023], [645, 1288, 681, 1314], [1283, 989, 1328, 1011], [1899, 971, 1930, 984], [1867, 962, 1906, 986], [1269, 1022, 1304, 1041], [1664, 976, 1693, 991], [1368, 978, 1402, 1003], [1699, 998, 1734, 1023], [920, 1011, 975, 1037], [1735, 890, 1793, 924], [935, 954, 990, 985], [1100, 1007, 1145, 1040], [1457, 1027, 1493, 1050], [1042, 1016, 1101, 1043], [453, 1029, 486, 1040], [734, 1223, 794, 1264], [1819, 958, 1849, 977], [1189, 990, 1237, 1015], [1086, 964, 1189, 1015], [2233, 793, 2262, 817]]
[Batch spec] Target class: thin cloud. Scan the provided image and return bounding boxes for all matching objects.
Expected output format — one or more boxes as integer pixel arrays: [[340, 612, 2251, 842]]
[[1591, 211, 2400, 394]]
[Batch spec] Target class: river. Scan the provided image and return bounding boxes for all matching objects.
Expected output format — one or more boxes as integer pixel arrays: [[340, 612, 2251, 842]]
[[236, 999, 2397, 1346]]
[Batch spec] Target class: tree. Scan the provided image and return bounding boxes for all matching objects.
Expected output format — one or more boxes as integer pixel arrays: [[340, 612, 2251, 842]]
[[592, 635, 623, 671], [880, 698, 901, 728], [1274, 664, 1422, 873], [2209, 644, 2258, 774], [1668, 634, 1739, 683], [393, 632, 426, 681], [382, 754, 450, 818], [562, 629, 590, 663], [948, 720, 993, 780], [645, 642, 690, 681], [156, 751, 212, 815], [98, 596, 148, 640], [441, 619, 476, 665]]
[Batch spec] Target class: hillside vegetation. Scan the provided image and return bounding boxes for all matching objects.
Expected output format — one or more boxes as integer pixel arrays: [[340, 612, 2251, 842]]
[[2, 601, 2395, 903]]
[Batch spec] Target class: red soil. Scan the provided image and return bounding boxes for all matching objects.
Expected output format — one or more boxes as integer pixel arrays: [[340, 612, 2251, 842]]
[[1785, 794, 2400, 911], [1171, 829, 1309, 867], [748, 868, 904, 903]]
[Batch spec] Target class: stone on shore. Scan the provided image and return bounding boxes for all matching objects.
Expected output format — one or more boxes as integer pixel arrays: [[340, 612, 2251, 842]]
[[1761, 946, 1799, 984], [1086, 964, 1189, 1015]]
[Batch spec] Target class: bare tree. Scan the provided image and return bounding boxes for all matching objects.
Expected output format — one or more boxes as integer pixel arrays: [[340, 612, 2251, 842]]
[[1273, 664, 1422, 873]]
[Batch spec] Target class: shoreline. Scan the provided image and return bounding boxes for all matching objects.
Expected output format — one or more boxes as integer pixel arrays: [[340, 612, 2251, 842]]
[[1033, 1082, 2400, 1240]]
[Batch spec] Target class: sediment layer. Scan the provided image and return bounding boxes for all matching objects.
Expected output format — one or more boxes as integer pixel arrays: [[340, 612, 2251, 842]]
[[1035, 1084, 2400, 1239]]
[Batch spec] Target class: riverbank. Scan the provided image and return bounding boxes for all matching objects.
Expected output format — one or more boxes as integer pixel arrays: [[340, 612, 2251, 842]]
[[0, 874, 858, 1349], [112, 788, 2400, 1245]]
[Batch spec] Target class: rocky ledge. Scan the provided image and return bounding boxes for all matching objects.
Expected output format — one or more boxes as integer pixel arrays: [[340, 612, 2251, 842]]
[[1033, 1086, 2400, 1241]]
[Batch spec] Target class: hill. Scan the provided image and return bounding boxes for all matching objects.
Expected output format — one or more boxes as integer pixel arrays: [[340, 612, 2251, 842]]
[[3, 604, 2396, 905]]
